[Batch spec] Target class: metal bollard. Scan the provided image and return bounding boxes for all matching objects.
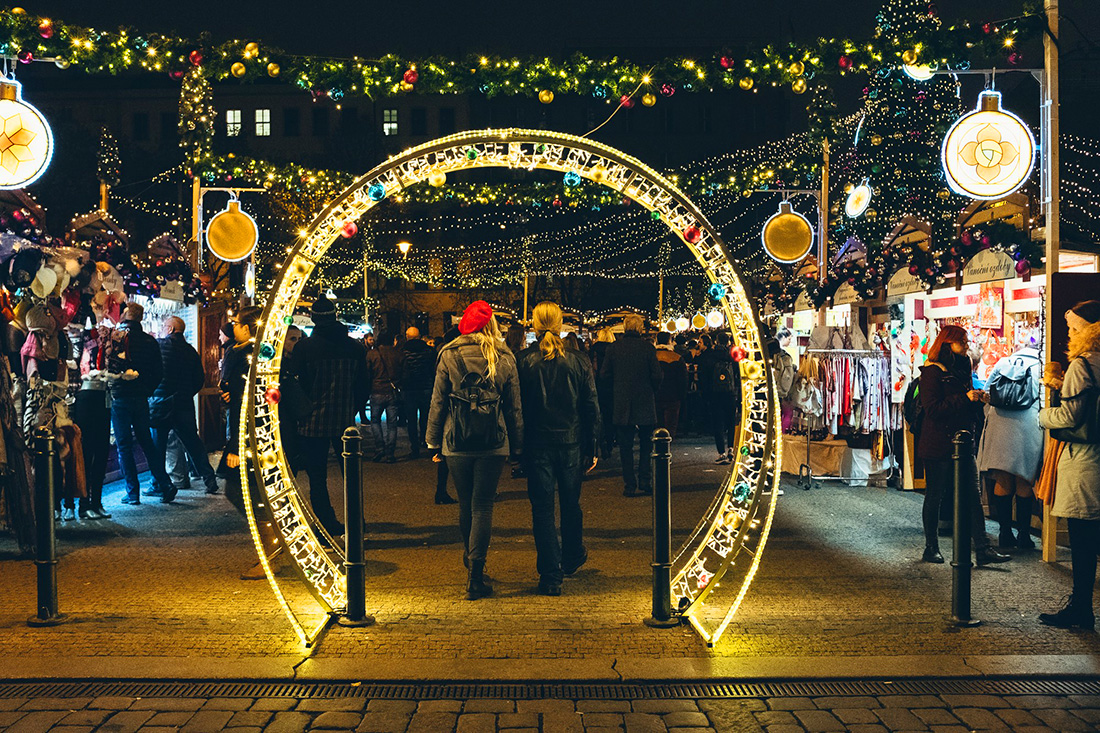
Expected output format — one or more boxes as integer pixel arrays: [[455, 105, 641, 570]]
[[27, 427, 67, 627], [338, 426, 374, 627], [645, 428, 680, 628], [951, 430, 980, 627]]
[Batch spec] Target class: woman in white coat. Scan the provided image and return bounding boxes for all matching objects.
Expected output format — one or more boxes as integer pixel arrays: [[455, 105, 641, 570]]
[[1038, 300, 1100, 630]]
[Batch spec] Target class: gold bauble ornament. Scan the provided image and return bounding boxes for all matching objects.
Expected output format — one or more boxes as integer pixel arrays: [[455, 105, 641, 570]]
[[266, 62, 280, 77], [10, 7, 25, 14], [871, 134, 883, 146], [901, 49, 919, 65], [244, 42, 259, 58], [738, 77, 754, 91], [206, 199, 259, 262], [590, 166, 607, 182], [428, 170, 446, 187], [865, 208, 877, 220], [538, 89, 554, 104], [231, 62, 246, 78], [0, 79, 54, 190], [791, 79, 807, 94], [399, 80, 414, 92], [641, 92, 656, 107], [936, 188, 950, 199], [788, 61, 805, 76], [761, 200, 814, 264]]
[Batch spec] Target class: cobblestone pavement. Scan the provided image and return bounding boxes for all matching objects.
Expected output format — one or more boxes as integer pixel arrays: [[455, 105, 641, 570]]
[[2, 433, 1099, 663], [2, 687, 1100, 732]]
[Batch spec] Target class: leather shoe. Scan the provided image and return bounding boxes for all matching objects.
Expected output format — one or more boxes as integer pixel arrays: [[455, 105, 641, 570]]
[[538, 581, 562, 596], [563, 547, 588, 576], [976, 547, 1011, 566], [922, 547, 944, 564], [435, 493, 458, 505], [121, 496, 140, 505], [160, 488, 178, 504]]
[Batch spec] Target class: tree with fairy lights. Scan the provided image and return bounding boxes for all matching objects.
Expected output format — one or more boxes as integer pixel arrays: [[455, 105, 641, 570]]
[[818, 0, 969, 303], [97, 126, 121, 189]]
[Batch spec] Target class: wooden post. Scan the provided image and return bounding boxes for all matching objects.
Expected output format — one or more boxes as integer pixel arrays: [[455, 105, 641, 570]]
[[191, 178, 202, 271], [1042, 0, 1061, 563], [99, 182, 109, 212]]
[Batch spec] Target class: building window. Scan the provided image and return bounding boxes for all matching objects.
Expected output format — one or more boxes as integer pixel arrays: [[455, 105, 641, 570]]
[[312, 107, 329, 136], [383, 108, 398, 136], [410, 107, 427, 136], [439, 107, 455, 135], [255, 109, 271, 136], [283, 108, 300, 137], [160, 112, 176, 141], [226, 109, 242, 137], [132, 112, 149, 142]]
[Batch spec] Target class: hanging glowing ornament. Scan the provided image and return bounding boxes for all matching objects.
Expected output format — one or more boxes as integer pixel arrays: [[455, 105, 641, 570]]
[[340, 221, 358, 238], [791, 79, 807, 94], [188, 49, 204, 66], [707, 282, 727, 302], [538, 89, 554, 104], [17, 51, 32, 64], [399, 81, 414, 92], [660, 83, 675, 97], [761, 200, 814, 264], [244, 261, 256, 298], [264, 387, 281, 405], [903, 63, 936, 81], [788, 61, 805, 76], [692, 313, 707, 329], [901, 49, 919, 65], [244, 42, 260, 58], [738, 77, 754, 91], [367, 183, 385, 201], [0, 78, 54, 190], [205, 196, 258, 262], [620, 94, 635, 109], [563, 171, 581, 187], [231, 62, 246, 78], [664, 319, 677, 332], [706, 310, 724, 328], [941, 90, 1035, 200], [844, 178, 873, 218], [38, 19, 53, 39], [682, 225, 702, 244], [428, 170, 446, 187], [641, 93, 656, 107], [267, 62, 280, 77], [403, 67, 419, 85], [54, 58, 71, 70], [675, 316, 690, 332]]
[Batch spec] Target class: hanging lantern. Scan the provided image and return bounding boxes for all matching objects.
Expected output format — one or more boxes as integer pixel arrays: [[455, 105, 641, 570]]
[[0, 78, 54, 190], [206, 196, 258, 262], [844, 178, 873, 218], [538, 89, 554, 104], [706, 310, 724, 328], [941, 90, 1035, 200], [428, 170, 446, 187], [691, 313, 707, 330], [675, 316, 690, 332], [761, 200, 814, 264]]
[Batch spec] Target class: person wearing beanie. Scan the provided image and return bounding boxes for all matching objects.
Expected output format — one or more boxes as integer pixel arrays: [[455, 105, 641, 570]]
[[426, 301, 523, 600], [1039, 300, 1100, 630]]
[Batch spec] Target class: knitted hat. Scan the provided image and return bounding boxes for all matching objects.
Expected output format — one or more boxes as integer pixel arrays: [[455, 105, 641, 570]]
[[459, 300, 494, 335], [311, 295, 337, 321]]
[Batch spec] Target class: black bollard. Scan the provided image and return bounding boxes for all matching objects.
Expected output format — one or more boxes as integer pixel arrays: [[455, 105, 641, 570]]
[[338, 426, 374, 627], [27, 427, 66, 627], [951, 430, 980, 627], [645, 428, 680, 628]]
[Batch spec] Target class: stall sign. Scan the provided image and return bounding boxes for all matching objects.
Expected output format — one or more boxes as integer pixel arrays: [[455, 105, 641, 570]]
[[887, 268, 924, 296], [833, 283, 860, 305], [962, 249, 1015, 285], [794, 290, 813, 312], [160, 281, 185, 302]]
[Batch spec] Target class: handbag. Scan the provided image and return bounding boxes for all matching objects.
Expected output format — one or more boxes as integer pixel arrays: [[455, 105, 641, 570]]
[[1050, 358, 1100, 445]]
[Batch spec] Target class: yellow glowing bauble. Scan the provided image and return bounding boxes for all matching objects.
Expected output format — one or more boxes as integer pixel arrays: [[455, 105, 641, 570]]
[[428, 170, 446, 187], [10, 7, 25, 14], [789, 61, 805, 76], [590, 166, 606, 182], [791, 79, 807, 95], [0, 80, 54, 190], [741, 361, 763, 381], [675, 316, 690, 332], [538, 89, 554, 104], [231, 62, 246, 78], [844, 179, 872, 218], [692, 313, 707, 330], [865, 208, 877, 220], [761, 200, 814, 264], [870, 134, 883, 146], [267, 62, 280, 77], [642, 93, 656, 107], [942, 90, 1035, 201], [901, 49, 919, 65], [936, 188, 950, 199], [399, 81, 414, 92], [206, 199, 259, 262], [738, 77, 754, 91], [244, 42, 259, 57]]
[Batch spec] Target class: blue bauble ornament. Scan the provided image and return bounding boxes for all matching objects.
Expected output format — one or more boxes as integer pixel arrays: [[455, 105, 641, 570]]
[[708, 282, 727, 302], [563, 171, 581, 187], [368, 183, 385, 201]]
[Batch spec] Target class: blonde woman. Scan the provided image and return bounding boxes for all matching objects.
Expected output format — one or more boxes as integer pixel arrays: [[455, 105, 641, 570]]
[[516, 302, 600, 595], [426, 301, 523, 600], [589, 327, 617, 457]]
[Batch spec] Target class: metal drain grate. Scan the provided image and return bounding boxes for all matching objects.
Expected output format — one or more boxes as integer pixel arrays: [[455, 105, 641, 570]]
[[1, 678, 1100, 700]]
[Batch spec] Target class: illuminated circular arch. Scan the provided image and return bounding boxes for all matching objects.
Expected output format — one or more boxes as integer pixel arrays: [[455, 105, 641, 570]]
[[242, 129, 781, 646]]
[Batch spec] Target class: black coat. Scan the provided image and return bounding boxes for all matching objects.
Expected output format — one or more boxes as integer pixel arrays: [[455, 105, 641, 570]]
[[220, 342, 252, 453], [150, 332, 205, 421], [111, 319, 162, 400], [401, 338, 436, 391], [516, 344, 600, 454], [366, 344, 404, 396], [295, 319, 369, 437], [599, 332, 662, 427], [918, 351, 980, 461]]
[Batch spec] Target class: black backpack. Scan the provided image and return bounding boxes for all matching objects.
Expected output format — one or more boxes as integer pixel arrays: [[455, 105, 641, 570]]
[[986, 357, 1038, 410], [903, 376, 923, 435], [713, 358, 737, 394], [449, 349, 505, 452]]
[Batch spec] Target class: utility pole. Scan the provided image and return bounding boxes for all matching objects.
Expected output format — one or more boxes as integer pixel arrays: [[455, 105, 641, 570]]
[[817, 139, 830, 327], [1042, 0, 1061, 563]]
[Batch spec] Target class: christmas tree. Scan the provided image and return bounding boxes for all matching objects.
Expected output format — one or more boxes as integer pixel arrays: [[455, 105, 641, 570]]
[[97, 126, 122, 188]]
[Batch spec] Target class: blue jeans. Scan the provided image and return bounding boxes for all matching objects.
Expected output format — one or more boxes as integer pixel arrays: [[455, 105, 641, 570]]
[[111, 395, 172, 500], [370, 393, 399, 458], [526, 445, 584, 584], [448, 455, 506, 564]]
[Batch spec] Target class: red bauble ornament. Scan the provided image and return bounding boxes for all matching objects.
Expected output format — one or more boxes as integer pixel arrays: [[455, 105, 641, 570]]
[[552, 197, 563, 207], [340, 221, 358, 238], [660, 83, 675, 97], [909, 265, 920, 276], [719, 56, 733, 69], [960, 231, 972, 246], [264, 388, 281, 405], [620, 94, 635, 109], [17, 50, 33, 64], [838, 55, 853, 70], [1008, 52, 1021, 66], [683, 225, 702, 243], [730, 346, 748, 362], [189, 49, 204, 66], [38, 21, 53, 39], [403, 68, 419, 84]]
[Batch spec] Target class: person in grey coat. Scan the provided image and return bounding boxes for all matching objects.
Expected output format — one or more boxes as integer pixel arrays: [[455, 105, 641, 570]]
[[599, 314, 662, 497], [978, 346, 1044, 550], [426, 301, 523, 600], [1038, 300, 1100, 630]]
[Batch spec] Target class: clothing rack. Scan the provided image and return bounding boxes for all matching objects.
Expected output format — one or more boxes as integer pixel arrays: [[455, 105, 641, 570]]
[[797, 348, 894, 490]]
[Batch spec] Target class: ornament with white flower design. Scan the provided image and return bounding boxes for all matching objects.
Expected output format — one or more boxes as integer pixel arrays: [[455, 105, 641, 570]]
[[941, 90, 1035, 201], [0, 79, 53, 190]]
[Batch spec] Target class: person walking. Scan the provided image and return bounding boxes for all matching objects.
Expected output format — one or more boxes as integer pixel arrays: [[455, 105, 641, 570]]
[[366, 331, 403, 463], [516, 302, 599, 596], [400, 327, 434, 459], [697, 331, 741, 464], [149, 316, 219, 499], [295, 296, 368, 537], [426, 301, 523, 600], [978, 343, 1043, 550], [1038, 301, 1100, 629], [589, 328, 616, 458], [431, 327, 461, 505], [219, 307, 259, 515], [918, 325, 1009, 566], [600, 315, 662, 496], [109, 302, 174, 505], [73, 325, 111, 519], [654, 331, 688, 440]]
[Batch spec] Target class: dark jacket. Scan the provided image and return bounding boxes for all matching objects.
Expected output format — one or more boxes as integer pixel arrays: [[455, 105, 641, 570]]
[[295, 319, 368, 437], [516, 343, 600, 455], [220, 341, 252, 453], [599, 332, 662, 427], [655, 346, 688, 404], [426, 335, 523, 457], [111, 319, 162, 400], [366, 344, 404, 396], [917, 350, 980, 460], [696, 346, 741, 402], [401, 338, 436, 392], [150, 332, 205, 420]]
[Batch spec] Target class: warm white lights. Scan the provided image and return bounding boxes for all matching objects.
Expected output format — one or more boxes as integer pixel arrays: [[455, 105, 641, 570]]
[[0, 78, 53, 190], [845, 179, 872, 218], [942, 90, 1036, 201]]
